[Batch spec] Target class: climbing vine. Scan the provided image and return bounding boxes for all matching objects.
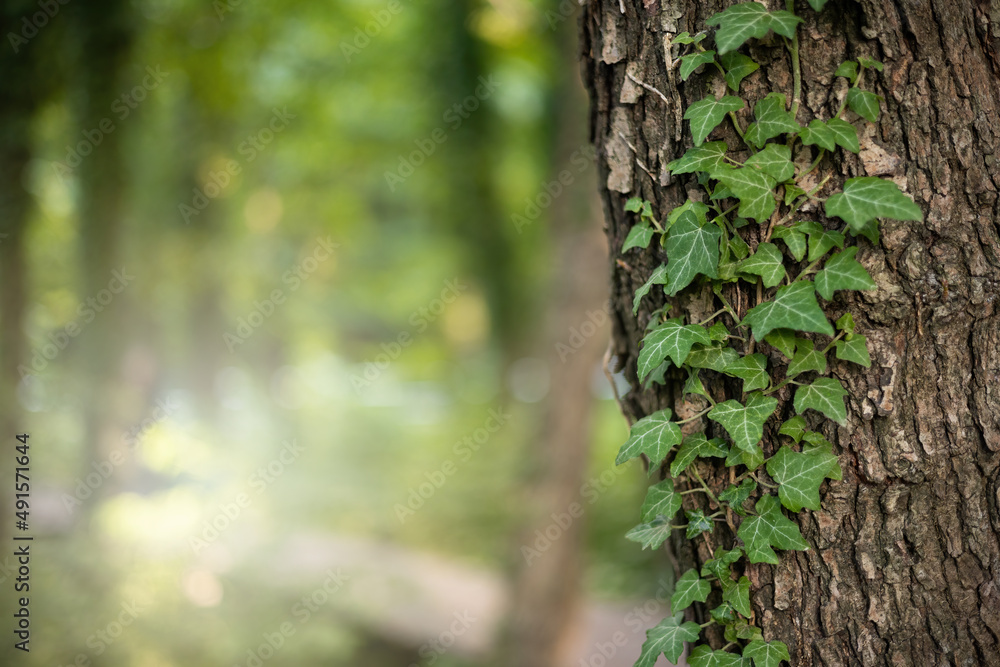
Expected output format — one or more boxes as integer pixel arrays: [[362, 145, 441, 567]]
[[616, 2, 922, 666]]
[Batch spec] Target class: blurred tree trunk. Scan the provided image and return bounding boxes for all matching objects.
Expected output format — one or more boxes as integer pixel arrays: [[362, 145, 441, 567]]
[[580, 0, 1000, 664], [70, 0, 136, 506], [0, 10, 36, 549], [504, 7, 608, 665], [0, 2, 64, 543]]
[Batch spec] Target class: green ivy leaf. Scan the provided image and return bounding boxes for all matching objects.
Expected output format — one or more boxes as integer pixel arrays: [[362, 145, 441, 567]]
[[685, 509, 714, 538], [720, 52, 759, 91], [737, 494, 810, 564], [706, 2, 803, 54], [718, 478, 757, 515], [667, 199, 713, 228], [667, 141, 729, 174], [701, 546, 743, 580], [826, 118, 860, 153], [766, 445, 840, 511], [742, 281, 834, 340], [723, 353, 770, 392], [687, 344, 741, 372], [783, 183, 806, 207], [689, 645, 744, 667], [815, 247, 876, 300], [683, 367, 711, 399], [626, 516, 673, 550], [710, 603, 738, 624], [729, 234, 751, 260], [623, 221, 656, 252], [744, 640, 791, 667], [787, 339, 827, 377], [641, 478, 683, 521], [807, 0, 829, 11], [709, 391, 778, 453], [771, 226, 806, 262], [805, 226, 845, 262], [744, 144, 794, 182], [632, 264, 668, 315], [835, 333, 871, 367], [709, 322, 730, 342], [681, 50, 717, 80], [857, 56, 884, 71], [799, 119, 836, 151], [835, 312, 855, 333], [778, 416, 808, 442], [615, 408, 683, 468], [751, 93, 800, 143], [671, 569, 712, 611], [725, 620, 763, 643], [846, 87, 881, 122], [726, 442, 765, 470], [715, 167, 777, 222], [794, 377, 849, 425], [723, 575, 752, 616], [636, 614, 702, 666], [834, 60, 858, 82], [638, 319, 713, 380], [685, 95, 745, 145], [624, 197, 646, 213], [665, 210, 722, 294], [764, 329, 797, 358], [671, 432, 728, 476], [738, 242, 787, 288], [672, 31, 704, 45]]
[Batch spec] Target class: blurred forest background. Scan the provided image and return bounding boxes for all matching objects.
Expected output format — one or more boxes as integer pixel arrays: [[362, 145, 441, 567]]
[[0, 0, 671, 665]]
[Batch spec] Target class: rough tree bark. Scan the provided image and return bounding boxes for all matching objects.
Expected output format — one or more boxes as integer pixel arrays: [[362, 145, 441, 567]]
[[580, 0, 1000, 665]]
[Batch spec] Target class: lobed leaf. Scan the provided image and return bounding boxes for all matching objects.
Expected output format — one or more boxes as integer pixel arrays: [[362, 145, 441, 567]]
[[794, 377, 849, 425], [825, 177, 922, 232], [615, 409, 683, 468], [742, 281, 834, 340], [737, 494, 810, 564]]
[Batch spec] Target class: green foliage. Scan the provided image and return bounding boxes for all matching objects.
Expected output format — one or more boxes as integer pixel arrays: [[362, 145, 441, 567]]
[[636, 615, 702, 666], [614, 3, 923, 664], [615, 409, 682, 469], [672, 569, 712, 611], [737, 494, 810, 563], [686, 95, 745, 146]]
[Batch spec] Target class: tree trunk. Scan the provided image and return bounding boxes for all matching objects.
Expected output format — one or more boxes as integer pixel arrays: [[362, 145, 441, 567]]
[[579, 0, 1000, 665]]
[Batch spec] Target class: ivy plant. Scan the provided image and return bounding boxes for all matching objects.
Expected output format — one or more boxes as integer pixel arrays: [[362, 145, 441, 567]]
[[617, 2, 922, 665]]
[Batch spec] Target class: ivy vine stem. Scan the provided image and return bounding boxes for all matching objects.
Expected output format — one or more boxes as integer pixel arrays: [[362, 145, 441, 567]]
[[785, 0, 802, 118], [689, 465, 720, 506], [677, 407, 713, 424]]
